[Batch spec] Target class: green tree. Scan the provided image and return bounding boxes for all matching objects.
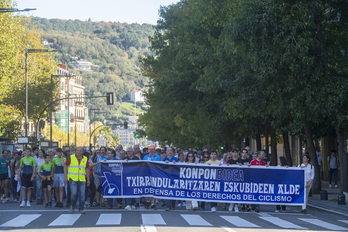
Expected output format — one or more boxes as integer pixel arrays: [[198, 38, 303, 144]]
[[0, 0, 57, 138]]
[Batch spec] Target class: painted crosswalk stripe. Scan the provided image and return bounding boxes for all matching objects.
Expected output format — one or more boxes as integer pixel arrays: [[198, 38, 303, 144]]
[[96, 214, 122, 225], [339, 220, 348, 225], [49, 214, 81, 226], [141, 224, 157, 232], [181, 214, 212, 226], [142, 214, 166, 225], [220, 216, 260, 228], [299, 218, 348, 231], [260, 216, 306, 229], [0, 214, 41, 227]]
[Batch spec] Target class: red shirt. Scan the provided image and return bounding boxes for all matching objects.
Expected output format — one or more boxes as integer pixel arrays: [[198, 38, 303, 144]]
[[250, 159, 266, 166]]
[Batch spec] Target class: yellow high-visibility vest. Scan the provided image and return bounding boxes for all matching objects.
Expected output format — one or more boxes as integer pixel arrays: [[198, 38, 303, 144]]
[[68, 154, 87, 182]]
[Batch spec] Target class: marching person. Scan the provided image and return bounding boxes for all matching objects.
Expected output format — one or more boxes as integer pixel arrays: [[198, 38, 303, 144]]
[[276, 156, 288, 213], [37, 154, 54, 208], [52, 148, 66, 208], [163, 147, 178, 211], [143, 145, 161, 210], [0, 150, 10, 203], [249, 151, 268, 212], [206, 150, 221, 212], [298, 153, 314, 214], [185, 151, 198, 211], [17, 148, 36, 207], [63, 147, 90, 214]]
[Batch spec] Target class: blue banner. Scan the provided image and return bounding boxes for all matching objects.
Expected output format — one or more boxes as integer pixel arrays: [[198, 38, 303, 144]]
[[101, 161, 305, 205]]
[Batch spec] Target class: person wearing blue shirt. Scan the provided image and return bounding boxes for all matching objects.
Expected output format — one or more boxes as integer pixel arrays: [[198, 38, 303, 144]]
[[162, 147, 178, 163], [123, 147, 140, 210], [143, 145, 161, 161], [94, 147, 108, 207], [143, 145, 161, 210], [104, 149, 119, 209], [163, 147, 177, 211]]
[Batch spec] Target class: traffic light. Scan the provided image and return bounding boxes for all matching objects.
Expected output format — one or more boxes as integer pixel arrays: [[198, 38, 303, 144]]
[[220, 146, 224, 150], [106, 92, 114, 105], [124, 121, 128, 129]]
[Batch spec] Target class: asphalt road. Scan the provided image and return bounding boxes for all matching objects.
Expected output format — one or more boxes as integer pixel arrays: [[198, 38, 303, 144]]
[[0, 201, 347, 232]]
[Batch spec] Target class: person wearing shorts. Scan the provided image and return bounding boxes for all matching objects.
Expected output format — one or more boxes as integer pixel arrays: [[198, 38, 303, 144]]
[[38, 154, 54, 208], [0, 151, 10, 203], [17, 149, 36, 207], [52, 148, 66, 208]]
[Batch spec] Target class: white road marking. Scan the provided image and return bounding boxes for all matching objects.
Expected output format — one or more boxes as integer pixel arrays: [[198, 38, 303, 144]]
[[0, 214, 41, 227], [307, 203, 348, 217], [142, 214, 166, 225], [221, 226, 238, 232], [141, 224, 157, 232], [220, 216, 260, 228], [180, 214, 212, 226], [96, 214, 122, 225], [339, 220, 348, 224], [260, 216, 306, 229], [258, 212, 272, 217], [49, 214, 81, 226], [299, 218, 348, 231]]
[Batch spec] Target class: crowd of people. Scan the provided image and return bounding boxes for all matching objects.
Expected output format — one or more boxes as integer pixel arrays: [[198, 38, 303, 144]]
[[0, 145, 317, 214]]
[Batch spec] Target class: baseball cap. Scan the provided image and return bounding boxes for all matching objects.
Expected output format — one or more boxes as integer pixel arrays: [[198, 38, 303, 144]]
[[149, 145, 155, 149]]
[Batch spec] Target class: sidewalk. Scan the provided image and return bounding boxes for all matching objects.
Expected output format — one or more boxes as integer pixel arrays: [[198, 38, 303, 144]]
[[308, 180, 348, 216]]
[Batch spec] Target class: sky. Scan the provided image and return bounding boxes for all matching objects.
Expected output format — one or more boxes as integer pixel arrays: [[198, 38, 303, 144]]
[[15, 0, 179, 25]]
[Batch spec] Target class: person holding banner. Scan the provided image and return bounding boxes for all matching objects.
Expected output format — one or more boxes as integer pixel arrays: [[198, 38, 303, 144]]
[[206, 150, 221, 212], [298, 154, 314, 214], [227, 148, 243, 212], [276, 156, 288, 213], [143, 145, 160, 210], [123, 147, 141, 210], [104, 149, 119, 209], [184, 152, 198, 211], [163, 147, 178, 211], [249, 151, 268, 213]]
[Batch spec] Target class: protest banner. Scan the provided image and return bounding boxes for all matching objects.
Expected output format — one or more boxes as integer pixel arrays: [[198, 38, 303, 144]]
[[101, 161, 305, 205]]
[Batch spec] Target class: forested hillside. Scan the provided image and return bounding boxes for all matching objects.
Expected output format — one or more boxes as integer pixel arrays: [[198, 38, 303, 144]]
[[30, 17, 155, 123]]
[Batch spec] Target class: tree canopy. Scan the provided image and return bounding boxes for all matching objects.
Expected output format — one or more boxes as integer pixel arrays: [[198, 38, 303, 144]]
[[139, 0, 348, 193]]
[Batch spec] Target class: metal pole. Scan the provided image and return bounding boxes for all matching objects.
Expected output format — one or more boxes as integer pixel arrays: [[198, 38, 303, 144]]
[[89, 107, 92, 152], [25, 49, 28, 140], [50, 74, 53, 147], [93, 110, 95, 150], [68, 93, 70, 147], [75, 104, 76, 147]]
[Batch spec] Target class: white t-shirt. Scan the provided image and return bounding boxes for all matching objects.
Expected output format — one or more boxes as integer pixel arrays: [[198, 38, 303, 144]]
[[298, 163, 315, 182], [36, 158, 45, 173]]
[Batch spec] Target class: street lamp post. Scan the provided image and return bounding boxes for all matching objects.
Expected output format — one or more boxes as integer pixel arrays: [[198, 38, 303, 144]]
[[0, 8, 36, 13], [24, 49, 59, 143]]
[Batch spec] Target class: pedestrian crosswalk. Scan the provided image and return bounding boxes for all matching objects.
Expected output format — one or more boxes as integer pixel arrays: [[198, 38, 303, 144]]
[[221, 216, 260, 228], [0, 212, 347, 230], [49, 214, 81, 226], [299, 218, 348, 231]]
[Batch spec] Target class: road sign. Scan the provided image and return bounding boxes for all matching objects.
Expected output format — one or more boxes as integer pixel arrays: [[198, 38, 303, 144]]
[[98, 138, 106, 146], [17, 137, 29, 144]]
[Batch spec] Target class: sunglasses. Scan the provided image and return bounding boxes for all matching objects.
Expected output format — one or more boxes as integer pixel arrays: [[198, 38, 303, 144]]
[[188, 156, 194, 158], [204, 156, 209, 158]]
